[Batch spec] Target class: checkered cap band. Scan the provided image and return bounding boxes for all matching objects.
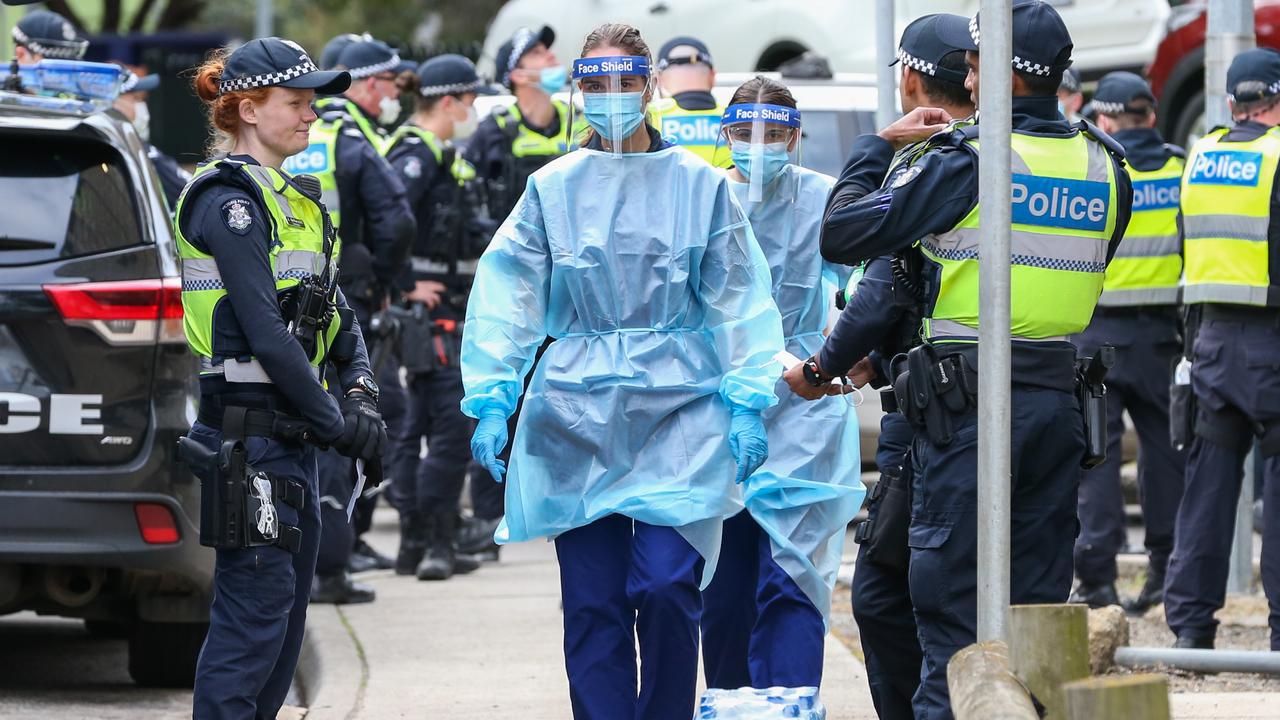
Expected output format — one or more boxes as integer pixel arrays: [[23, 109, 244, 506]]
[[218, 58, 320, 94], [969, 16, 981, 47], [121, 72, 142, 93], [419, 79, 484, 97], [346, 53, 404, 79], [1091, 100, 1126, 115], [12, 26, 87, 59], [1229, 80, 1280, 102], [507, 28, 536, 77], [897, 48, 937, 77], [1012, 55, 1052, 76]]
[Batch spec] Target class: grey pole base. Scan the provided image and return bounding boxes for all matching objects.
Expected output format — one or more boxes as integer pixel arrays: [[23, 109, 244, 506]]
[[1115, 647, 1280, 675]]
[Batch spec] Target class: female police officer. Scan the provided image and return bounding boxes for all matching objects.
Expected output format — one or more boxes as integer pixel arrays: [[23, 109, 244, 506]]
[[462, 23, 784, 718], [178, 38, 386, 719]]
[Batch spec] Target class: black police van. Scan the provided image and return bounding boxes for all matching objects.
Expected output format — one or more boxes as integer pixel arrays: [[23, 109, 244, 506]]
[[0, 82, 210, 687]]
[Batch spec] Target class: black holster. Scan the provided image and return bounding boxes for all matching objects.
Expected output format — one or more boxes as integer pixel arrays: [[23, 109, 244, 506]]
[[891, 344, 977, 447], [1076, 346, 1115, 470], [1169, 359, 1195, 451], [854, 468, 912, 571]]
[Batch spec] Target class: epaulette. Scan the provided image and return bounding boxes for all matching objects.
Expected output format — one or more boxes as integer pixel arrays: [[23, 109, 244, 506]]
[[1163, 143, 1187, 159], [1075, 119, 1127, 161]]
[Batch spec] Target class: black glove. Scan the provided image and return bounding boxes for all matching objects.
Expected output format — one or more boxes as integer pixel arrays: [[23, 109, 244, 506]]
[[332, 393, 387, 462]]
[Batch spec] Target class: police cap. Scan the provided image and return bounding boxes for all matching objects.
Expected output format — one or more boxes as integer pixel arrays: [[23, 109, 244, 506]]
[[414, 54, 499, 98], [320, 33, 369, 70], [13, 10, 87, 60], [657, 36, 714, 71], [939, 0, 1074, 78], [1091, 71, 1156, 115], [120, 69, 160, 94], [218, 37, 350, 96], [1227, 48, 1280, 103], [336, 37, 415, 80], [495, 25, 555, 88], [891, 14, 970, 85]]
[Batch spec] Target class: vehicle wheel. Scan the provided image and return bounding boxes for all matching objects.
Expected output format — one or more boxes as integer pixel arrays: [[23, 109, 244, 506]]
[[83, 619, 130, 639], [127, 620, 208, 687], [1172, 90, 1206, 149]]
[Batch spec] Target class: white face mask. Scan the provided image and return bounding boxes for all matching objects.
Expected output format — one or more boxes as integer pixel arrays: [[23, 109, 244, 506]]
[[452, 104, 478, 140], [378, 94, 401, 125], [132, 101, 150, 142]]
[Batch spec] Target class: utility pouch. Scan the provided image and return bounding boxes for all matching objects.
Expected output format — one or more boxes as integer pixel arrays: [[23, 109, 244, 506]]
[[393, 304, 439, 375], [329, 307, 357, 364], [430, 318, 463, 369], [1076, 345, 1115, 469], [855, 469, 911, 571]]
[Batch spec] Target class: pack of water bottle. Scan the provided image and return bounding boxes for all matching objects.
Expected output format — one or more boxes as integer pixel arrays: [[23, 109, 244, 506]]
[[696, 686, 825, 719]]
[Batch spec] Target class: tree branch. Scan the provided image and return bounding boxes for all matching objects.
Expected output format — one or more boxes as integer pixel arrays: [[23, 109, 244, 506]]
[[156, 0, 208, 31], [103, 0, 122, 34], [130, 0, 161, 33]]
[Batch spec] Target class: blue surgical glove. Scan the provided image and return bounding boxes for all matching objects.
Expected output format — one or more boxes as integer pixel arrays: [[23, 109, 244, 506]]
[[471, 411, 509, 484], [727, 406, 769, 484]]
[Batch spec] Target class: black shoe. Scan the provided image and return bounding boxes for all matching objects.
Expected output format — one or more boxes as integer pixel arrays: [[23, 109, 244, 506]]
[[311, 572, 376, 605], [1123, 566, 1166, 616], [395, 512, 427, 576], [454, 552, 481, 575], [457, 516, 501, 556], [417, 511, 459, 581], [477, 546, 501, 563], [1068, 581, 1120, 609], [348, 552, 380, 574], [1174, 634, 1214, 650], [351, 539, 394, 571]]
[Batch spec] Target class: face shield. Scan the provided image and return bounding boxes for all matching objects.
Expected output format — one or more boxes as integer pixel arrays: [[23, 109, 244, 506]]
[[569, 55, 651, 158], [720, 103, 802, 203]]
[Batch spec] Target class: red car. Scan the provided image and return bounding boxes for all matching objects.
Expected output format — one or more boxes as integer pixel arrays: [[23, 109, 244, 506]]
[[1148, 0, 1280, 147]]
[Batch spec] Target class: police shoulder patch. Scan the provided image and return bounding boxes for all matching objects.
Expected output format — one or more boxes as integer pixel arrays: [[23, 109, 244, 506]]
[[889, 164, 924, 189], [221, 197, 254, 235], [403, 156, 423, 179]]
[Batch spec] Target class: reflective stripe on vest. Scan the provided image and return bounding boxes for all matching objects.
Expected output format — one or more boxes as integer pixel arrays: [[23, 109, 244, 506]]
[[1099, 155, 1184, 306], [647, 98, 732, 168], [494, 100, 579, 157], [386, 125, 477, 183], [173, 160, 341, 378], [1181, 126, 1280, 306], [920, 130, 1119, 344]]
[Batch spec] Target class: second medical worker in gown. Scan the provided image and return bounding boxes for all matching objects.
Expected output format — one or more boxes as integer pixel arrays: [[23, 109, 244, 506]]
[[460, 23, 784, 719], [701, 76, 863, 691]]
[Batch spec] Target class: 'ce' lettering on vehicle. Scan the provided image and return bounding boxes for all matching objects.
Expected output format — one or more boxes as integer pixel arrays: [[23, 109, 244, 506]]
[[0, 393, 105, 434]]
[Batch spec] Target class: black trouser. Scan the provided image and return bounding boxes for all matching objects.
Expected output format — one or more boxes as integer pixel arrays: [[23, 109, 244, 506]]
[[390, 367, 473, 515], [1072, 308, 1185, 585], [315, 293, 407, 576]]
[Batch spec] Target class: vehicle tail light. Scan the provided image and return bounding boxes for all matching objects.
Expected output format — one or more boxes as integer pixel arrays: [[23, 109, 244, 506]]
[[43, 277, 185, 346], [134, 503, 180, 544]]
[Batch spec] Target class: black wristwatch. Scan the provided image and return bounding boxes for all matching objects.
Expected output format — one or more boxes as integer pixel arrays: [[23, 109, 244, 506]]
[[347, 375, 380, 402], [802, 357, 834, 387]]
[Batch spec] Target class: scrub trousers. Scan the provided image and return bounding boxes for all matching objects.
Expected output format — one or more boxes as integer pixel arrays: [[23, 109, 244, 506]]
[[852, 412, 922, 720], [1072, 308, 1185, 586], [1164, 310, 1280, 648], [554, 514, 705, 719], [909, 386, 1083, 720], [701, 510, 826, 690], [187, 421, 321, 720]]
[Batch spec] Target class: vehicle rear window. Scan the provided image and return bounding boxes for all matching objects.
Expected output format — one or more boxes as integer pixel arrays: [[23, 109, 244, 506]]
[[0, 134, 143, 266], [800, 109, 874, 178]]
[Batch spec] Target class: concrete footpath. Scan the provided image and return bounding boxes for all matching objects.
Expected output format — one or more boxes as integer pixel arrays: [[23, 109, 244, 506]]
[[301, 507, 877, 719]]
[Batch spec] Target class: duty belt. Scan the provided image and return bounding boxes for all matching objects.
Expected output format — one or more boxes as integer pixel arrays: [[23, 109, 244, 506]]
[[412, 257, 479, 276], [200, 357, 321, 384]]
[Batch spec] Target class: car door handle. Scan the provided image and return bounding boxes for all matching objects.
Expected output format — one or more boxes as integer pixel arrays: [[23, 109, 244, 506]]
[[650, 2, 669, 14]]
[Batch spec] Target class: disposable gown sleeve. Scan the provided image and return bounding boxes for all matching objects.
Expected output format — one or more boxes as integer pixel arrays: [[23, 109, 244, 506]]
[[459, 178, 552, 420], [699, 184, 785, 412]]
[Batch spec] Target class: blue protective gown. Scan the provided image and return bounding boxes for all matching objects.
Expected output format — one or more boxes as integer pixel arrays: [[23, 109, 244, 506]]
[[460, 144, 785, 570], [731, 164, 865, 625]]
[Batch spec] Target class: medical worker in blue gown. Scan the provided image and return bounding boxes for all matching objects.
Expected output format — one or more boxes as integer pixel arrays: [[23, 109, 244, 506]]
[[459, 23, 785, 720], [701, 76, 864, 692]]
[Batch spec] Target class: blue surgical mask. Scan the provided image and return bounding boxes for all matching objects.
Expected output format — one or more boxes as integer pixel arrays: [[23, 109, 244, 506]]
[[583, 92, 647, 141], [731, 141, 791, 186], [539, 66, 567, 95]]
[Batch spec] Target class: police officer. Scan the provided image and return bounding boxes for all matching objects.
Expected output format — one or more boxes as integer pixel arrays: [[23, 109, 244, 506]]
[[783, 15, 975, 719], [1068, 71, 1187, 614], [1164, 48, 1280, 651], [320, 32, 369, 73], [819, 3, 1132, 716], [11, 9, 86, 64], [1058, 67, 1084, 124], [384, 55, 496, 580], [648, 36, 731, 167], [114, 69, 191, 210], [289, 35, 416, 603], [177, 38, 386, 718]]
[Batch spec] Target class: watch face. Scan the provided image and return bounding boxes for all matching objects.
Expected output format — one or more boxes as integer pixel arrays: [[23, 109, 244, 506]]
[[360, 376, 379, 397]]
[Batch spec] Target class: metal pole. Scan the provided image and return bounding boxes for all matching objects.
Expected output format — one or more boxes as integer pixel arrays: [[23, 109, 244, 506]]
[[875, 0, 897, 130], [1227, 446, 1256, 593], [255, 0, 274, 39], [0, 6, 8, 62], [1115, 646, 1280, 675], [977, 0, 1013, 645], [1204, 0, 1255, 129]]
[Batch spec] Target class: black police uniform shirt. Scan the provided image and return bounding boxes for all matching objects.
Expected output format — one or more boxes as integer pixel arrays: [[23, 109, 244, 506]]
[[147, 143, 191, 210], [182, 155, 373, 441], [463, 99, 564, 183], [386, 131, 466, 285], [323, 102, 416, 292]]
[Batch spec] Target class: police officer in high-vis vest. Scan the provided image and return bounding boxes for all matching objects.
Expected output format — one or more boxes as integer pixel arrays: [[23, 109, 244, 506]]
[[283, 35, 415, 603], [465, 25, 578, 222], [1068, 71, 1188, 615], [648, 36, 732, 168], [177, 38, 386, 718], [819, 3, 1132, 716], [384, 55, 498, 580], [1164, 48, 1280, 652]]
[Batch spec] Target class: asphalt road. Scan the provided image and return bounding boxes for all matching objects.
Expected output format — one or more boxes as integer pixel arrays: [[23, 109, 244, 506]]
[[0, 612, 192, 719]]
